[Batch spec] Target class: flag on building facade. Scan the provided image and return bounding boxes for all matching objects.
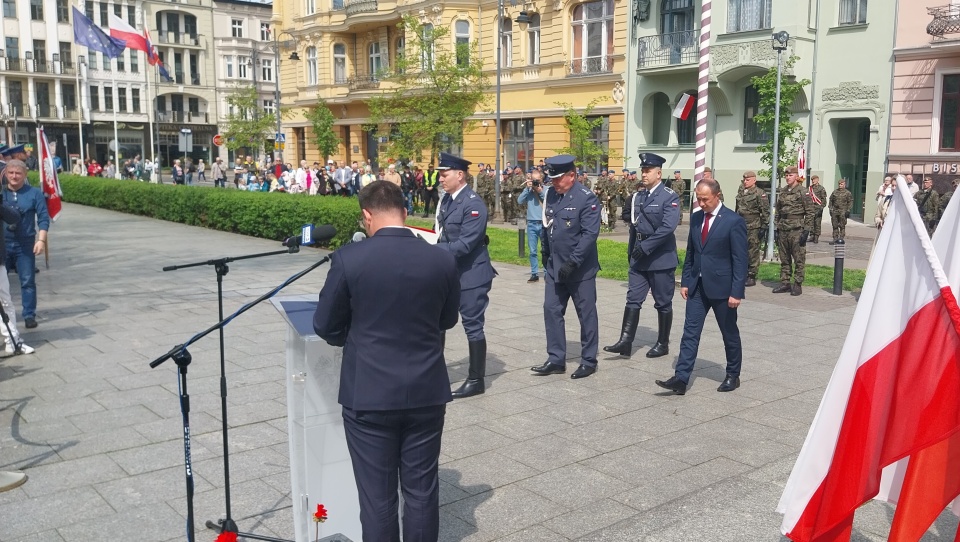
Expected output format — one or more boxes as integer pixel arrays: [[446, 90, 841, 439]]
[[107, 13, 150, 53], [777, 175, 960, 541], [797, 143, 807, 182], [37, 129, 63, 222], [672, 93, 694, 120], [72, 7, 125, 59]]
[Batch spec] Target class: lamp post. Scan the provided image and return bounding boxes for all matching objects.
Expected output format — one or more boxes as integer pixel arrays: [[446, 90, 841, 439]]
[[271, 29, 300, 168], [494, 5, 532, 218], [765, 30, 789, 261]]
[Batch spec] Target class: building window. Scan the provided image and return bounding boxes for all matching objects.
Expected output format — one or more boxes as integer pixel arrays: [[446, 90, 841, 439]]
[[84, 1, 92, 19], [743, 84, 769, 143], [99, 2, 108, 26], [421, 24, 435, 70], [118, 87, 127, 112], [369, 42, 384, 76], [662, 0, 695, 33], [260, 22, 270, 41], [940, 74, 960, 150], [455, 20, 470, 67], [333, 43, 346, 83], [527, 14, 541, 65], [59, 42, 72, 69], [584, 116, 609, 174], [225, 55, 234, 78], [90, 85, 100, 111], [3, 0, 16, 18], [130, 50, 138, 73], [395, 37, 405, 74], [132, 88, 141, 112], [30, 0, 42, 20], [263, 100, 275, 116], [117, 50, 125, 71], [62, 83, 76, 110], [500, 19, 512, 68], [571, 0, 614, 74], [113, 3, 121, 16], [727, 0, 771, 33], [104, 86, 113, 110], [102, 53, 111, 71], [33, 40, 46, 66], [127, 5, 135, 26], [56, 0, 68, 22], [232, 19, 243, 38], [839, 0, 866, 25], [306, 0, 316, 15], [307, 46, 318, 85], [238, 56, 248, 78], [261, 58, 273, 82], [504, 120, 534, 171], [89, 51, 98, 70]]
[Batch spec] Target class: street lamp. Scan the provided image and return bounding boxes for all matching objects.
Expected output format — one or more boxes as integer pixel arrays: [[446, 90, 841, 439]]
[[494, 5, 534, 217], [765, 30, 790, 261], [270, 29, 301, 167]]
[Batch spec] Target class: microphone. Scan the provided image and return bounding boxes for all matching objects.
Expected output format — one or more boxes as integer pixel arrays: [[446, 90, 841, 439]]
[[350, 231, 366, 244], [283, 224, 338, 247]]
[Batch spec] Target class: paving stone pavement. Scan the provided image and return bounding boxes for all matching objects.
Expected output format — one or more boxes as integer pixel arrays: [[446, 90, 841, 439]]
[[0, 203, 956, 542]]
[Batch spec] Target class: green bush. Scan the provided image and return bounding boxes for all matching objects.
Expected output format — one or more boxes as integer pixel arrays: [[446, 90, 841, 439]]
[[55, 174, 360, 247]]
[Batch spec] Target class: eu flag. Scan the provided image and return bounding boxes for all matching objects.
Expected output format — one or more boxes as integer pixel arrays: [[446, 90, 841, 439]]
[[73, 7, 125, 59]]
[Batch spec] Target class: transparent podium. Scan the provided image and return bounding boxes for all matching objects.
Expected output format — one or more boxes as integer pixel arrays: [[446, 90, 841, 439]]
[[271, 295, 359, 542]]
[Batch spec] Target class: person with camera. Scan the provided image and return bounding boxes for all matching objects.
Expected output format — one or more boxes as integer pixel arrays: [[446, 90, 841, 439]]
[[773, 166, 814, 296], [518, 169, 546, 283], [605, 153, 680, 359], [2, 160, 49, 330]]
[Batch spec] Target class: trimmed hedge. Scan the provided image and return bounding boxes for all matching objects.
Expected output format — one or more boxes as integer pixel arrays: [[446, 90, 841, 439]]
[[52, 174, 361, 248]]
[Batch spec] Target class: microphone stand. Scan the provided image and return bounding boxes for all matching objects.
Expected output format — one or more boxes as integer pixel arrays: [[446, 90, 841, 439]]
[[154, 245, 323, 542]]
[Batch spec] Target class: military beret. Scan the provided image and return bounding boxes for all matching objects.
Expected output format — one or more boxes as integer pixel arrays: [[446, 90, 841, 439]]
[[785, 166, 799, 174], [743, 171, 757, 179]]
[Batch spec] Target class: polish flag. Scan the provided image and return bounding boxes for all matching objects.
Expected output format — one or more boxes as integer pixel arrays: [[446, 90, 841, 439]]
[[777, 175, 960, 541], [672, 93, 694, 120], [37, 128, 63, 222], [108, 13, 149, 54]]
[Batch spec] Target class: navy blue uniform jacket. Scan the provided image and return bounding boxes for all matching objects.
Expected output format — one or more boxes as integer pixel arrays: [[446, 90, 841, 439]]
[[622, 183, 680, 271], [436, 185, 496, 290], [681, 205, 748, 301], [542, 182, 601, 282], [313, 228, 461, 411]]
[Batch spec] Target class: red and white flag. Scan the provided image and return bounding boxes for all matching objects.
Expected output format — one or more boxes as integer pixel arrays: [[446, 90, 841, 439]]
[[37, 128, 63, 222], [797, 142, 807, 182], [672, 93, 694, 120], [108, 13, 150, 54], [777, 175, 960, 541]]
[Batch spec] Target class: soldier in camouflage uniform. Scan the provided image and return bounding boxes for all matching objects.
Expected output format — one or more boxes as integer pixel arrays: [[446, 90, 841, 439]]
[[511, 166, 527, 224], [829, 179, 855, 243], [940, 178, 959, 224], [913, 177, 940, 237], [500, 168, 516, 223], [773, 166, 814, 296], [593, 170, 616, 228], [807, 175, 828, 243], [671, 170, 685, 224], [476, 163, 496, 220], [735, 171, 769, 287]]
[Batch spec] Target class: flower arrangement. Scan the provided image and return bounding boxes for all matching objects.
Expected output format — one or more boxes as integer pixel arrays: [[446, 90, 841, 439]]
[[214, 531, 238, 542], [313, 503, 329, 541]]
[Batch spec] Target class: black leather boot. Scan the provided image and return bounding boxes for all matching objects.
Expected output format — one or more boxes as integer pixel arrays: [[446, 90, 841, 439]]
[[603, 307, 640, 356], [646, 310, 672, 358], [452, 340, 486, 399]]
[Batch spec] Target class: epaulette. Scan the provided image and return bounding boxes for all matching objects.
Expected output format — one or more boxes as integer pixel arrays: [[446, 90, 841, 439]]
[[664, 186, 675, 194], [581, 187, 590, 195], [469, 193, 476, 198]]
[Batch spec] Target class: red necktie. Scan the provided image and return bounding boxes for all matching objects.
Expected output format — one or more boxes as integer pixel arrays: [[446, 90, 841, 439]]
[[701, 212, 712, 244]]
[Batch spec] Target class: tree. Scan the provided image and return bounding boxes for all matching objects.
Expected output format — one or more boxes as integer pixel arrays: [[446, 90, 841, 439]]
[[222, 86, 275, 159], [304, 100, 342, 162], [751, 55, 811, 184], [555, 97, 619, 171], [366, 15, 488, 163]]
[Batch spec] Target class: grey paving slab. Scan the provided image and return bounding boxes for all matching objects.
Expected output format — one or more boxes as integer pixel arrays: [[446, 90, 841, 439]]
[[3, 203, 955, 542]]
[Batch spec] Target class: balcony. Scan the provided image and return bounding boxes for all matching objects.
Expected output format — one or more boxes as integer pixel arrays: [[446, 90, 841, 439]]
[[60, 62, 76, 75], [190, 72, 200, 85], [33, 60, 53, 74], [36, 104, 53, 118], [929, 5, 960, 41], [637, 30, 698, 70], [157, 111, 209, 123], [568, 55, 613, 77], [5, 58, 25, 72], [345, 0, 377, 15], [158, 32, 200, 46], [348, 74, 380, 90], [62, 107, 79, 120], [7, 103, 27, 116]]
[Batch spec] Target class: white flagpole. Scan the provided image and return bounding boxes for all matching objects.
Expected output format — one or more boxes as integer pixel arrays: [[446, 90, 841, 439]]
[[692, 0, 712, 211], [77, 54, 86, 169], [145, 52, 155, 167], [111, 69, 121, 179]]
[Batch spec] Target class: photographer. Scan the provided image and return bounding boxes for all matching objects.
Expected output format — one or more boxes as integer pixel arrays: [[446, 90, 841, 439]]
[[517, 169, 546, 283], [2, 159, 49, 330]]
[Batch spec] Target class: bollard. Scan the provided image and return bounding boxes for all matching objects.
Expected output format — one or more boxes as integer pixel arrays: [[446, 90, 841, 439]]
[[833, 239, 845, 296], [518, 226, 526, 258]]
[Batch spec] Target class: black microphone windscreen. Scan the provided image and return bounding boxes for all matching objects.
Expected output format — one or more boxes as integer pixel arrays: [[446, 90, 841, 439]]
[[313, 225, 338, 243]]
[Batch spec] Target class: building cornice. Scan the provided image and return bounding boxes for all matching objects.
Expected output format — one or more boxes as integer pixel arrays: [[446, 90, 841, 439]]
[[894, 43, 960, 60]]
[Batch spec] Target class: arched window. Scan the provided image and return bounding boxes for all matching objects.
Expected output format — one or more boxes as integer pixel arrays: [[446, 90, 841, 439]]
[[527, 14, 541, 65], [455, 20, 470, 66], [500, 19, 512, 68], [677, 90, 697, 145], [333, 43, 346, 84], [571, 0, 613, 74], [369, 42, 384, 77], [650, 92, 671, 145], [743, 84, 769, 143], [306, 46, 317, 86]]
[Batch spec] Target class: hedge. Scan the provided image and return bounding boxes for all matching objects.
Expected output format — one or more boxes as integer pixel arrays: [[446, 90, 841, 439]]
[[48, 174, 361, 248]]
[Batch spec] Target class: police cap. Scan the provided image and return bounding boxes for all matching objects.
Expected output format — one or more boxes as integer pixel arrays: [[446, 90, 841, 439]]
[[436, 152, 471, 171], [1, 144, 24, 156], [545, 155, 576, 179], [638, 153, 666, 169]]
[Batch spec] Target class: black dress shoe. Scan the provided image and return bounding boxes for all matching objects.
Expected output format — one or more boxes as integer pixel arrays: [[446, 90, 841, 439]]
[[745, 277, 757, 287], [530, 362, 565, 375], [24, 318, 37, 329], [655, 376, 686, 395], [527, 275, 539, 283], [772, 283, 792, 294], [717, 375, 740, 392], [570, 364, 596, 379]]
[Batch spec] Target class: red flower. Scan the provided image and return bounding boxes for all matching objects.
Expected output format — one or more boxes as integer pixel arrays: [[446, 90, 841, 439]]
[[313, 503, 328, 523], [214, 532, 238, 542]]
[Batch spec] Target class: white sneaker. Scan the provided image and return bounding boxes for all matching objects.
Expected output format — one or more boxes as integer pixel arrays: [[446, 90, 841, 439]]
[[17, 342, 34, 354], [5, 341, 34, 355]]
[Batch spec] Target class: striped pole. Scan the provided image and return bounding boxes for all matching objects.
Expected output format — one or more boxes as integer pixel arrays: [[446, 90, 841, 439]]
[[692, 0, 711, 212]]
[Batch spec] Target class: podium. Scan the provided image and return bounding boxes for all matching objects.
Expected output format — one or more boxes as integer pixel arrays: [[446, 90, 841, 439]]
[[271, 295, 360, 542]]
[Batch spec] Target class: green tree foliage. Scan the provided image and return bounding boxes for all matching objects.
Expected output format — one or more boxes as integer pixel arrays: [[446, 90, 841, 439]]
[[304, 99, 342, 162], [751, 55, 811, 184], [555, 97, 619, 169], [366, 15, 488, 163], [222, 86, 275, 158]]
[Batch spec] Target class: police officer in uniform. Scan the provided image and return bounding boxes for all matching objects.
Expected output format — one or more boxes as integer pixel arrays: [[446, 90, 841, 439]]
[[530, 155, 602, 379], [434, 152, 497, 398], [605, 153, 680, 358]]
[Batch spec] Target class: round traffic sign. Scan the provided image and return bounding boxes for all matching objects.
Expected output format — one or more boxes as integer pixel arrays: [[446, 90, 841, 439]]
[[213, 134, 224, 146]]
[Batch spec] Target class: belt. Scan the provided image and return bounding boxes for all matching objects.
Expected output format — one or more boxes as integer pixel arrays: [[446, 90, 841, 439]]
[[783, 215, 805, 219], [740, 214, 760, 219]]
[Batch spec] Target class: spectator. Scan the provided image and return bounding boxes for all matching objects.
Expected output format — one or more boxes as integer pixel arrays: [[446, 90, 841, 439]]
[[103, 160, 116, 179], [421, 164, 439, 217], [517, 169, 545, 282], [197, 159, 206, 182], [295, 160, 310, 193], [352, 161, 362, 194], [172, 160, 185, 184], [212, 157, 226, 188], [905, 174, 920, 195], [87, 159, 102, 177], [23, 150, 38, 171], [383, 163, 402, 188], [185, 158, 194, 185], [361, 165, 376, 189], [72, 158, 84, 176], [2, 159, 50, 329], [233, 161, 244, 188]]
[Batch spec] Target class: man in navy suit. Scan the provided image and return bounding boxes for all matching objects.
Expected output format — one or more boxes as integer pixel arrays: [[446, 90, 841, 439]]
[[435, 152, 496, 399], [313, 180, 461, 542], [656, 178, 748, 395]]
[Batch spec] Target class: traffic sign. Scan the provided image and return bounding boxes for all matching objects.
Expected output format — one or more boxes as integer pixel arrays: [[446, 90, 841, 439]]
[[275, 133, 286, 143], [213, 134, 224, 146]]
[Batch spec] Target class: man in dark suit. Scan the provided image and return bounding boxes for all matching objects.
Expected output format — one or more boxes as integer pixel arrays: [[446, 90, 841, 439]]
[[435, 152, 496, 399], [656, 178, 748, 395], [313, 180, 461, 542]]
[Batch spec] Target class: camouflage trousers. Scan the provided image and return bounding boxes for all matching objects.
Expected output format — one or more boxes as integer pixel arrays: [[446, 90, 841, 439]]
[[812, 210, 824, 240], [483, 194, 496, 220], [830, 212, 847, 241], [502, 193, 516, 221], [605, 201, 617, 228], [777, 229, 806, 284], [747, 227, 763, 278]]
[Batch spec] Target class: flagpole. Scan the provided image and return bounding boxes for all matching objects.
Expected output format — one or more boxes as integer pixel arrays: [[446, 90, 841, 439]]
[[145, 50, 156, 177], [111, 70, 121, 179], [693, 0, 711, 210], [76, 54, 86, 169]]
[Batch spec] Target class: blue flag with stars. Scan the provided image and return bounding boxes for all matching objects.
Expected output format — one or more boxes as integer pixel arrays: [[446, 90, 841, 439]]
[[72, 7, 125, 59]]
